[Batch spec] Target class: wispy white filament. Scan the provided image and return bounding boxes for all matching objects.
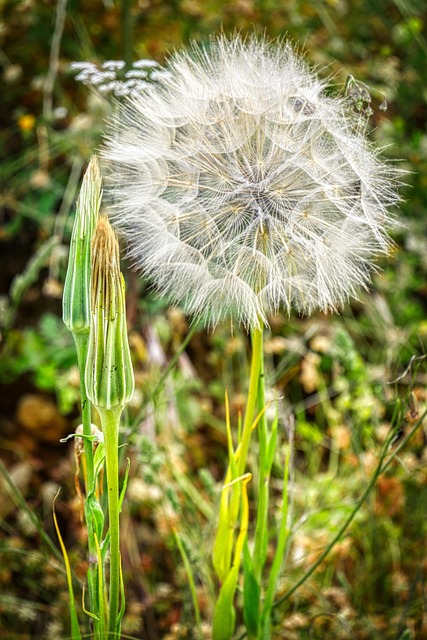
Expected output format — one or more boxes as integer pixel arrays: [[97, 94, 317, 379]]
[[103, 35, 400, 329]]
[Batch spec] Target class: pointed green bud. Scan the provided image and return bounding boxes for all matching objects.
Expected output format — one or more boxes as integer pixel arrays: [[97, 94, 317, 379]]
[[84, 216, 134, 413], [63, 155, 102, 335]]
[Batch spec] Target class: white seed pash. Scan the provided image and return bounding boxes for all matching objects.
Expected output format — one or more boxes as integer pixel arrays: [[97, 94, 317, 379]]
[[103, 35, 400, 329]]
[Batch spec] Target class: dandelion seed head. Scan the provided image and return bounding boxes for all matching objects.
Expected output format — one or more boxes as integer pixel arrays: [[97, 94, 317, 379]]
[[103, 35, 401, 329]]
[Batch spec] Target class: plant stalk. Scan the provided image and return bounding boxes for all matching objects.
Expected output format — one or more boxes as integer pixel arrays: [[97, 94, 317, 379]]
[[101, 407, 123, 638], [74, 332, 102, 634], [237, 325, 264, 477], [253, 331, 269, 583], [261, 448, 291, 637], [74, 333, 95, 491]]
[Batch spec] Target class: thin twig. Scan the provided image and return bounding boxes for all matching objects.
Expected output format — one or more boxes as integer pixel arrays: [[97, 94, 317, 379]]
[[49, 155, 84, 282], [387, 354, 426, 384], [43, 0, 68, 121]]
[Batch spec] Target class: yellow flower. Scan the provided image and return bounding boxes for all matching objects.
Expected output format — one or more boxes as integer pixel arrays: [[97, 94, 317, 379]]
[[18, 114, 36, 132]]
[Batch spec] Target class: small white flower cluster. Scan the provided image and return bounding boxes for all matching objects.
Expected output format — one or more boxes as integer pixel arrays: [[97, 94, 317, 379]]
[[103, 35, 401, 329], [71, 59, 170, 97]]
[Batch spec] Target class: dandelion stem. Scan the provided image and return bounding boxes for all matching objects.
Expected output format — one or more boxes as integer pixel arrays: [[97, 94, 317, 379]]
[[253, 334, 269, 583], [237, 325, 264, 478]]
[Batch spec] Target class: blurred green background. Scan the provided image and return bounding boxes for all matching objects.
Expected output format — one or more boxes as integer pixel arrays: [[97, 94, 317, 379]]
[[1, 1, 427, 639]]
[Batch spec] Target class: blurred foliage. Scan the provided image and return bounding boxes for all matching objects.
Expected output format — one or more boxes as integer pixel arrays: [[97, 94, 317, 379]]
[[0, 313, 79, 413], [1, 0, 427, 639]]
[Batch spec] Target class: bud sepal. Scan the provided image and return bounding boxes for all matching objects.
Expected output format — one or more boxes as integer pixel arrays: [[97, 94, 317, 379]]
[[84, 216, 134, 415], [63, 155, 102, 336]]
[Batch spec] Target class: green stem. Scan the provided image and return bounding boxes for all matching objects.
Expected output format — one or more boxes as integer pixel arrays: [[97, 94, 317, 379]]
[[173, 530, 202, 635], [261, 448, 291, 637], [101, 407, 123, 639], [253, 333, 269, 583], [74, 333, 99, 629], [74, 333, 95, 490], [223, 324, 264, 580], [237, 326, 264, 477]]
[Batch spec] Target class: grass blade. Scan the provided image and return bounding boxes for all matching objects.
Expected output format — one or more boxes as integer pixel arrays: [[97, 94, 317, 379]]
[[52, 489, 82, 640]]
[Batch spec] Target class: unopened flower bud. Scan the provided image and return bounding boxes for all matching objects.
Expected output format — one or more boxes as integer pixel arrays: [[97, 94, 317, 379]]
[[85, 216, 134, 413], [63, 155, 102, 335]]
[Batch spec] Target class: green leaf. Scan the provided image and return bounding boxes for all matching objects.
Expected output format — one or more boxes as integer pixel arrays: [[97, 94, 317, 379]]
[[212, 484, 234, 584], [53, 490, 82, 640], [261, 448, 291, 636], [265, 412, 278, 472], [93, 441, 106, 480], [173, 529, 201, 633], [243, 541, 260, 639], [213, 473, 252, 640], [213, 393, 239, 583], [212, 565, 239, 640], [119, 458, 131, 511], [85, 493, 105, 544]]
